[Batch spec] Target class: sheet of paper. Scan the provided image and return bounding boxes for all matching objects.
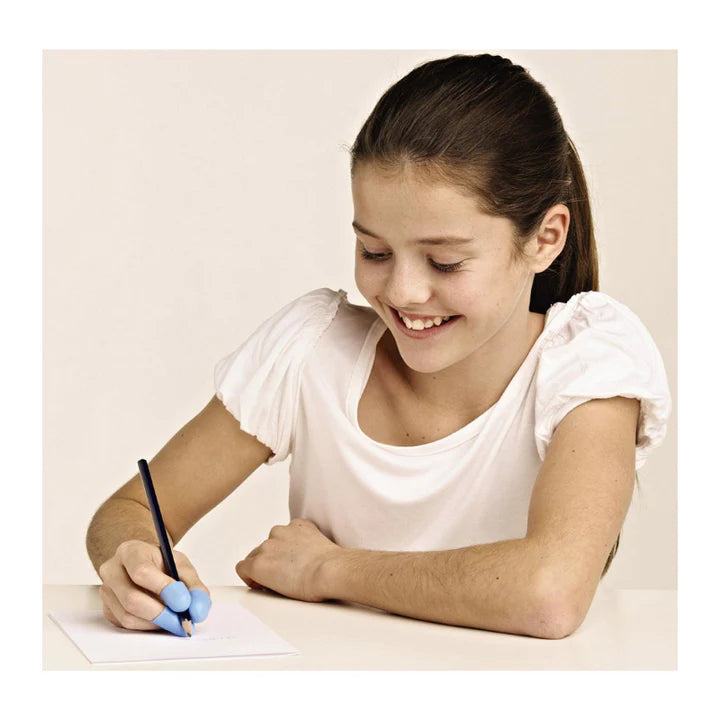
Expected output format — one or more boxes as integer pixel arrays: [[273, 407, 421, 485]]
[[49, 602, 299, 664]]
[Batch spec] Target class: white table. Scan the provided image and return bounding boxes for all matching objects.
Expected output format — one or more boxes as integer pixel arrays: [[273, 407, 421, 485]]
[[43, 584, 676, 670]]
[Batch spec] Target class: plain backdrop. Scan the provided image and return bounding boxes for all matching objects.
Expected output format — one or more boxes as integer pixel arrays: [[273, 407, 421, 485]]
[[43, 49, 676, 589]]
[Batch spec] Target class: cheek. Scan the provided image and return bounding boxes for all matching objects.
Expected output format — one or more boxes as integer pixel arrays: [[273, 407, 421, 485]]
[[468, 262, 523, 298], [354, 252, 383, 279], [354, 261, 368, 289], [450, 276, 517, 322], [354, 262, 377, 305]]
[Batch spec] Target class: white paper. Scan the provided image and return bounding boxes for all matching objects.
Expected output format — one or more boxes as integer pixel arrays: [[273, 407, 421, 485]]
[[49, 603, 299, 664]]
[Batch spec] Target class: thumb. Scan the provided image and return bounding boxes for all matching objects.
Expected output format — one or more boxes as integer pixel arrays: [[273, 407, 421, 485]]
[[235, 559, 266, 590]]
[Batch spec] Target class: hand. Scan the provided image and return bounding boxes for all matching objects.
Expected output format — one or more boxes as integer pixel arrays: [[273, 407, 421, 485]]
[[235, 519, 342, 603], [98, 539, 212, 637]]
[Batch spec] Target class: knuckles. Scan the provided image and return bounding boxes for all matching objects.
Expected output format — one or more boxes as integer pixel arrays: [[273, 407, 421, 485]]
[[116, 539, 140, 558], [121, 589, 147, 618], [128, 561, 155, 587], [98, 560, 110, 581], [102, 603, 121, 628]]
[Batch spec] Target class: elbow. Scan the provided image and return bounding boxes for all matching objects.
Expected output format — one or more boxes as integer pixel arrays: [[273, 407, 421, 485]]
[[531, 604, 582, 640], [529, 572, 586, 640]]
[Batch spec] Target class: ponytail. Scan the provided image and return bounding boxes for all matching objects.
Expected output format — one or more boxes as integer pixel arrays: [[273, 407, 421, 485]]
[[529, 136, 599, 313]]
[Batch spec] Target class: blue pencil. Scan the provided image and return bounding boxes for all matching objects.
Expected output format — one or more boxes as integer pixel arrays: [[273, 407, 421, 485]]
[[137, 458, 193, 637]]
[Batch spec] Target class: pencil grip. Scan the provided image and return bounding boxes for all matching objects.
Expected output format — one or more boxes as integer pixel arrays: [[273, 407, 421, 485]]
[[188, 589, 212, 623], [152, 606, 192, 638], [160, 580, 191, 612], [152, 587, 210, 635]]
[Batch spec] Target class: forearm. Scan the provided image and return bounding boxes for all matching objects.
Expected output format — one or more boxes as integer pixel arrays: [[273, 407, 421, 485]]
[[86, 497, 171, 574], [320, 538, 564, 639]]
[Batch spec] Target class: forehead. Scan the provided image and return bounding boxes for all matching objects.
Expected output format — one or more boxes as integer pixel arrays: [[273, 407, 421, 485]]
[[351, 162, 487, 232], [352, 163, 475, 205]]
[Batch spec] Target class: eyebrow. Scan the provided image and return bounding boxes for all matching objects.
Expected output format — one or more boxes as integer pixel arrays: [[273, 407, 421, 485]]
[[352, 220, 476, 246]]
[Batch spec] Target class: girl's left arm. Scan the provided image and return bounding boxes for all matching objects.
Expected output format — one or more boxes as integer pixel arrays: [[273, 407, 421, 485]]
[[237, 395, 640, 639], [521, 395, 641, 631]]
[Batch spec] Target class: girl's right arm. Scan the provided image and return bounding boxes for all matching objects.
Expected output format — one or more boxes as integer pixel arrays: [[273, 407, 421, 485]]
[[85, 395, 274, 632]]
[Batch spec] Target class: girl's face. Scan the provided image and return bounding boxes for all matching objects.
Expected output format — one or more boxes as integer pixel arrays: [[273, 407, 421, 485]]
[[352, 163, 540, 376]]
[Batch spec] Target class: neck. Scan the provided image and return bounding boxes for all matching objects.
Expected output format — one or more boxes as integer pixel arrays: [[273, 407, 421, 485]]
[[385, 303, 545, 420]]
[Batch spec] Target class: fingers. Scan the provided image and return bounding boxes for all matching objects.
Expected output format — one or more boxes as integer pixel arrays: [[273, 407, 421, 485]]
[[117, 541, 185, 600], [117, 541, 210, 619], [99, 557, 169, 621], [151, 606, 192, 637], [174, 550, 211, 596], [174, 551, 212, 623], [235, 555, 267, 591], [98, 540, 212, 635], [99, 584, 162, 631], [186, 589, 212, 623], [238, 572, 266, 590], [158, 580, 192, 612], [238, 574, 266, 591], [99, 578, 195, 637]]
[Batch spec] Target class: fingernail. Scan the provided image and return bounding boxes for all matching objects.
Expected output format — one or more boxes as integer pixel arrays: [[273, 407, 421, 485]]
[[160, 580, 191, 612], [152, 607, 187, 637], [188, 589, 212, 623]]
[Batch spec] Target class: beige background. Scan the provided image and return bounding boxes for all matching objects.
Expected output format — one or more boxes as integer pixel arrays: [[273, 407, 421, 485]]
[[43, 49, 677, 588]]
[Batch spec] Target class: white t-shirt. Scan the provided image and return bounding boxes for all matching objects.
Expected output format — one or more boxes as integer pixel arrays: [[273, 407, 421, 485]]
[[214, 287, 672, 552]]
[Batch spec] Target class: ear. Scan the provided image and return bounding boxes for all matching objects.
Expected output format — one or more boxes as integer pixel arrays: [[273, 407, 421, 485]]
[[527, 204, 570, 273]]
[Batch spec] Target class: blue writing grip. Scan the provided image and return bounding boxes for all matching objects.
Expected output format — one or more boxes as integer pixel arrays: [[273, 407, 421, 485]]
[[152, 582, 211, 636], [188, 589, 211, 623]]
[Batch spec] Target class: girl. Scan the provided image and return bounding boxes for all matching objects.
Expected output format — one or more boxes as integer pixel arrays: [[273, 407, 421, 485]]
[[87, 53, 672, 640]]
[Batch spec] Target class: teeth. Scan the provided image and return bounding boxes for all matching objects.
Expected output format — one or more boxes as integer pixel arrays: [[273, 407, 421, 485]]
[[398, 310, 451, 330]]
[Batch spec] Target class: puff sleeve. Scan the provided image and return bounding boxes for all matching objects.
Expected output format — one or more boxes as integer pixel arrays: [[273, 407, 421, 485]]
[[534, 291, 672, 471], [214, 287, 347, 465]]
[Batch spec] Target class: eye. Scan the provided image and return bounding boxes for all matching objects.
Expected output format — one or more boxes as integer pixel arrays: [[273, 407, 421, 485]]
[[430, 259, 465, 273], [359, 248, 389, 262], [358, 248, 465, 273]]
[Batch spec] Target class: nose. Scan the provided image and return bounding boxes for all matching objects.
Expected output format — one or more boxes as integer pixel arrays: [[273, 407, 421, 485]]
[[383, 257, 433, 310]]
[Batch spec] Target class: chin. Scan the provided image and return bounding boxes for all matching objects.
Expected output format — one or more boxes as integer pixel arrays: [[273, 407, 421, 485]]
[[395, 345, 459, 374]]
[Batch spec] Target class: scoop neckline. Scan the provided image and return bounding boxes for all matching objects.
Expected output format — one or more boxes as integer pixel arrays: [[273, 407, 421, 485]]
[[346, 313, 552, 456]]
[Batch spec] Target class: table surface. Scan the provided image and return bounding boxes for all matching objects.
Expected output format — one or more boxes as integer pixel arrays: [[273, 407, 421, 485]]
[[43, 584, 677, 670]]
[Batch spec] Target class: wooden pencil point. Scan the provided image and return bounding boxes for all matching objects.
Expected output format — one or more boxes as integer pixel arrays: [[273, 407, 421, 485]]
[[182, 618, 193, 637]]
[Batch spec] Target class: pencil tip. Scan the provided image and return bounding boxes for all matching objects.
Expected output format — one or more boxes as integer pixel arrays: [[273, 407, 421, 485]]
[[182, 619, 193, 637]]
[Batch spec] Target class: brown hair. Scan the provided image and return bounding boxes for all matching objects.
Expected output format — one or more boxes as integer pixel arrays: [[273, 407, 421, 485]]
[[349, 53, 635, 578]]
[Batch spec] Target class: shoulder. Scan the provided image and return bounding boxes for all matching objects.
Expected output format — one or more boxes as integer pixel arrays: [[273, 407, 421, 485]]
[[236, 287, 349, 352], [541, 290, 665, 376], [272, 287, 349, 328], [534, 291, 672, 470], [215, 287, 350, 383], [213, 287, 349, 466], [544, 290, 650, 339]]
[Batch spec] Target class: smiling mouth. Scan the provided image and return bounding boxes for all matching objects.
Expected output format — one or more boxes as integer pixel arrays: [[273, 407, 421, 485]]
[[389, 306, 461, 332]]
